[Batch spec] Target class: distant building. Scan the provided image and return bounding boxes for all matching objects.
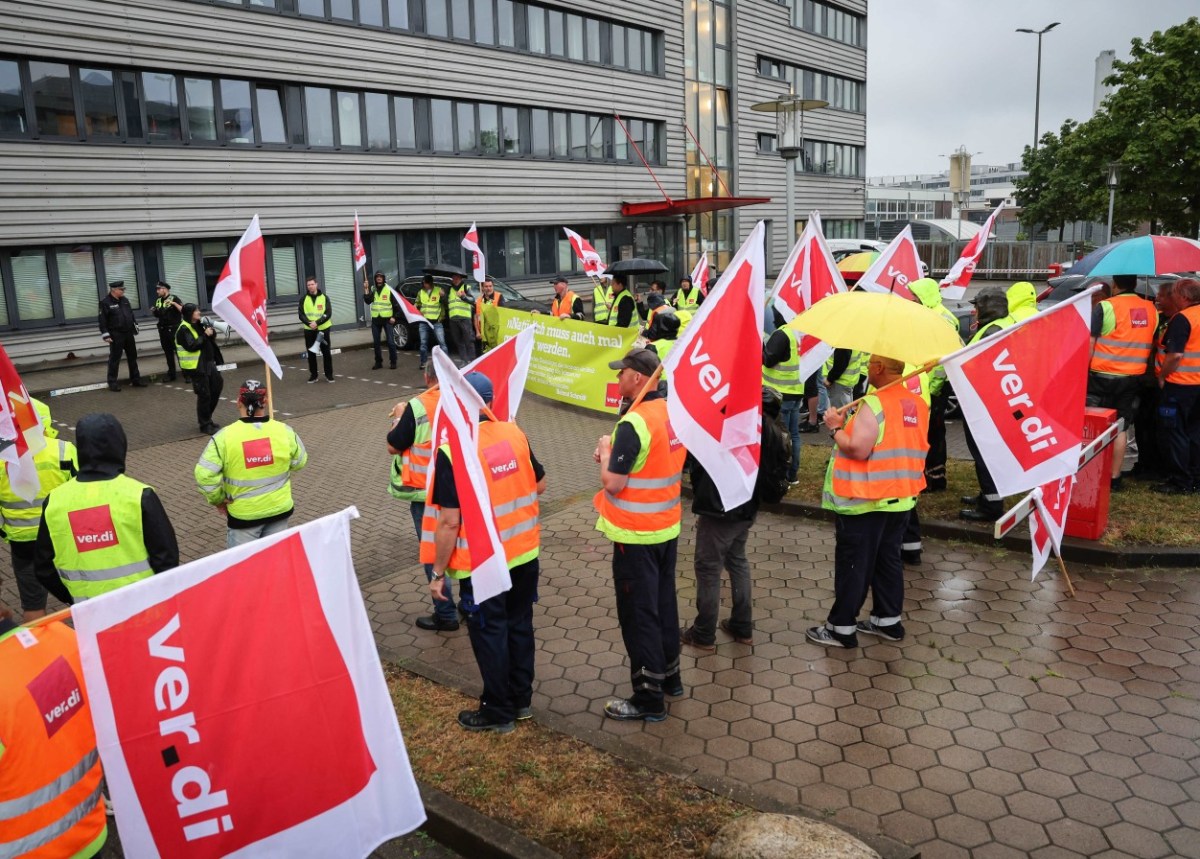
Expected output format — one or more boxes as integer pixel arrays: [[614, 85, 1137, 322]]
[[1093, 50, 1116, 114], [866, 162, 1023, 241]]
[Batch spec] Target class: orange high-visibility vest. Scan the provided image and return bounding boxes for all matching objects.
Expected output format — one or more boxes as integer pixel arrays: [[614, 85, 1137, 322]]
[[1091, 293, 1157, 376], [475, 293, 501, 316], [419, 421, 541, 573], [0, 621, 107, 859], [831, 386, 929, 501], [400, 388, 441, 491], [594, 398, 686, 544], [1155, 314, 1173, 375], [1165, 305, 1200, 385], [550, 291, 578, 318]]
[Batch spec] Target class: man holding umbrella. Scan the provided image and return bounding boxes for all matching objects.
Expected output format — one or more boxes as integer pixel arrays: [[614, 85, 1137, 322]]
[[609, 275, 637, 328]]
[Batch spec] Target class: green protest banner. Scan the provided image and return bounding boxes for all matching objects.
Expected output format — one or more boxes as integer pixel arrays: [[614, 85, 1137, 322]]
[[495, 308, 637, 413]]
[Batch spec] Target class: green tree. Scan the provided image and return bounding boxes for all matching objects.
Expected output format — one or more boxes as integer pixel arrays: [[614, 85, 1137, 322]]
[[1017, 16, 1200, 237]]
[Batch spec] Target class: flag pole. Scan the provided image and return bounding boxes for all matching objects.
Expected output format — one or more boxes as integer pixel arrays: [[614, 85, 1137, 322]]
[[1052, 544, 1077, 598], [24, 605, 72, 628], [265, 360, 276, 420], [832, 360, 939, 416]]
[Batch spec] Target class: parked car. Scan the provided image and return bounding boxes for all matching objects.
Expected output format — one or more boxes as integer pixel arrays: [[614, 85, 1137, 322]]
[[392, 275, 542, 349], [826, 239, 887, 262], [1038, 272, 1190, 310]]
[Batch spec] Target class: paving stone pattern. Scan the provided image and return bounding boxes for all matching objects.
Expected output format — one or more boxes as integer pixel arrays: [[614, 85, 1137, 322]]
[[6, 349, 1199, 859]]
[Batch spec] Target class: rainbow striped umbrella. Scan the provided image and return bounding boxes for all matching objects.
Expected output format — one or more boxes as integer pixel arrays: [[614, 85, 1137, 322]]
[[1070, 235, 1200, 277]]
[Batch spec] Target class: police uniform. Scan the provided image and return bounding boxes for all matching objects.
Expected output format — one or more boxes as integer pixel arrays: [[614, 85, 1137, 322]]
[[97, 282, 145, 391], [151, 287, 182, 381], [298, 288, 334, 381]]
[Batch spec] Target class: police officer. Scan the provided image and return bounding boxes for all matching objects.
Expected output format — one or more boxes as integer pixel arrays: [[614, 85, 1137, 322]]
[[299, 276, 334, 382], [0, 398, 76, 620], [195, 380, 308, 547], [388, 364, 459, 632], [151, 281, 183, 381], [35, 413, 179, 602], [595, 348, 687, 721], [176, 304, 225, 435], [98, 281, 147, 392], [0, 602, 108, 858], [363, 270, 401, 370], [550, 276, 585, 319], [446, 273, 475, 366], [960, 287, 1015, 521], [428, 372, 546, 733]]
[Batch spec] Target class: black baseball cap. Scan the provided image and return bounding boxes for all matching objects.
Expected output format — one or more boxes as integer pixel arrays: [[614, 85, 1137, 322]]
[[608, 347, 661, 375], [549, 275, 568, 285]]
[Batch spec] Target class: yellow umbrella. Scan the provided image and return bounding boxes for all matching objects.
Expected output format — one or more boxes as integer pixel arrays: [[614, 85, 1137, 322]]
[[788, 291, 962, 366]]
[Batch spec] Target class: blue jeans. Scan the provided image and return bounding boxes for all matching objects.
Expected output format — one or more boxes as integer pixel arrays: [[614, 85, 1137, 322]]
[[410, 501, 457, 621], [779, 398, 802, 481], [226, 516, 291, 549], [817, 381, 830, 417], [418, 322, 447, 366]]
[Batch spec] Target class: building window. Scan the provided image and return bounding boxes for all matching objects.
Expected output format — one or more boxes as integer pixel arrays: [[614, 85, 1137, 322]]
[[758, 55, 864, 113], [220, 79, 255, 143], [799, 139, 864, 177], [304, 87, 334, 147], [142, 72, 182, 141], [256, 85, 286, 143], [757, 133, 776, 153], [336, 90, 362, 148], [184, 77, 218, 141], [79, 68, 119, 138], [364, 91, 390, 150], [394, 95, 416, 149], [29, 61, 75, 137], [11, 250, 53, 322], [775, 0, 864, 47], [0, 59, 25, 134]]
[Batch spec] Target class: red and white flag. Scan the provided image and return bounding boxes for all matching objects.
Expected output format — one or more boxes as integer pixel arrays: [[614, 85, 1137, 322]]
[[663, 221, 766, 510], [461, 323, 535, 421], [0, 346, 46, 501], [856, 225, 922, 301], [212, 215, 281, 378], [767, 211, 847, 383], [387, 286, 431, 329], [940, 202, 1007, 299], [1030, 475, 1074, 582], [353, 210, 368, 272], [71, 509, 425, 858], [941, 286, 1098, 497], [461, 222, 486, 282], [691, 252, 710, 297], [431, 349, 512, 603], [562, 227, 607, 278]]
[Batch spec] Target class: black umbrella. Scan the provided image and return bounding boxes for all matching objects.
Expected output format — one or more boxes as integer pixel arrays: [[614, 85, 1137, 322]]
[[606, 258, 669, 276], [423, 262, 467, 277]]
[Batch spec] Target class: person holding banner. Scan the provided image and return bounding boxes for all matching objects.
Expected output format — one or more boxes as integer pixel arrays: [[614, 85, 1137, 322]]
[[298, 275, 335, 382], [474, 278, 504, 353], [807, 355, 929, 648], [550, 276, 585, 320], [36, 413, 179, 602], [0, 602, 109, 859], [609, 276, 638, 328], [429, 372, 546, 733], [363, 270, 401, 370], [593, 276, 614, 324], [595, 348, 687, 721]]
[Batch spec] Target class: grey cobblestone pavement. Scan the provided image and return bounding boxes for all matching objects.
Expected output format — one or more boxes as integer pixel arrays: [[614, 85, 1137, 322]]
[[5, 341, 1199, 859]]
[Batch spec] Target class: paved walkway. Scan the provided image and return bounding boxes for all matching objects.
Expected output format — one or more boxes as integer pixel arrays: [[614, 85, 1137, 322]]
[[5, 345, 1199, 859]]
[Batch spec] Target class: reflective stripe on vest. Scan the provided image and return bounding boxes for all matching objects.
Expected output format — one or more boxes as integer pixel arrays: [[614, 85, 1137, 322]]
[[594, 398, 686, 544], [675, 286, 701, 313], [1165, 305, 1200, 385], [593, 285, 612, 323], [370, 286, 393, 319], [0, 440, 73, 542], [1091, 293, 1156, 376], [42, 474, 154, 601], [825, 350, 867, 386], [762, 327, 805, 395], [826, 388, 929, 512], [418, 289, 444, 321], [447, 287, 472, 319], [393, 389, 440, 502], [551, 291, 578, 318], [175, 321, 200, 371], [196, 420, 305, 522], [302, 294, 332, 330], [608, 291, 635, 327], [0, 781, 105, 859]]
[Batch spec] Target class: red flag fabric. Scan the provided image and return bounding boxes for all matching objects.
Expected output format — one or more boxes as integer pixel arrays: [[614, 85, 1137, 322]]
[[212, 215, 280, 378], [562, 227, 607, 277], [856, 225, 922, 301], [663, 221, 766, 510], [71, 510, 425, 858], [386, 286, 431, 328], [353, 211, 367, 272], [767, 211, 846, 383], [0, 345, 46, 501], [940, 202, 1007, 299], [941, 286, 1098, 497], [431, 349, 512, 603], [690, 252, 709, 297], [461, 222, 486, 282], [460, 324, 535, 421], [1031, 475, 1074, 582]]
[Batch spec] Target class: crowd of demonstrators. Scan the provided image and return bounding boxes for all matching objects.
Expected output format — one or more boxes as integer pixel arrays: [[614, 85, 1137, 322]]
[[363, 270, 402, 370], [299, 275, 335, 382]]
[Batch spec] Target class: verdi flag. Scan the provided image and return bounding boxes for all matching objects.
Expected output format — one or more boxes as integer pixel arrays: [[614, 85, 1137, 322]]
[[690, 252, 709, 297], [460, 323, 535, 421], [562, 227, 607, 277], [461, 222, 486, 282], [855, 225, 922, 301], [940, 201, 1008, 299], [353, 211, 368, 272], [663, 221, 766, 510], [71, 509, 425, 858], [941, 286, 1097, 497], [1030, 475, 1074, 582], [0, 345, 47, 501], [387, 286, 431, 328], [212, 215, 281, 378]]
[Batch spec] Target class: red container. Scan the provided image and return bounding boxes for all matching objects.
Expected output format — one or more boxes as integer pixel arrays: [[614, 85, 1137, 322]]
[[1048, 262, 1064, 277], [1064, 407, 1117, 540]]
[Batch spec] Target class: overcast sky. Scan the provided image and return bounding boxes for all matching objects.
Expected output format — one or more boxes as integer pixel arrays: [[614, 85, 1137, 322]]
[[864, 0, 1197, 178]]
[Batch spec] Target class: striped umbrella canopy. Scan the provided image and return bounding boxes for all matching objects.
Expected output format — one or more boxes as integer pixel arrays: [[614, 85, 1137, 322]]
[[836, 251, 880, 274], [1070, 235, 1200, 277]]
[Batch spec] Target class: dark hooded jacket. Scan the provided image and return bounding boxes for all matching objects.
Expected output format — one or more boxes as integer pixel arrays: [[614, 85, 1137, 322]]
[[644, 294, 681, 341], [34, 413, 179, 601], [176, 304, 225, 370]]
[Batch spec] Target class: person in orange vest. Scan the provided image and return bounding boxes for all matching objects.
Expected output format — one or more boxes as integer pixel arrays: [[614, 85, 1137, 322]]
[[1087, 274, 1158, 491], [1154, 277, 1200, 494], [474, 278, 504, 353], [549, 276, 584, 320], [428, 372, 546, 733], [809, 355, 929, 648], [0, 601, 108, 858], [594, 348, 687, 721], [388, 364, 459, 632]]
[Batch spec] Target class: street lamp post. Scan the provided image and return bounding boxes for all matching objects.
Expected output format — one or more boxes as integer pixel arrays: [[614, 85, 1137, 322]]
[[751, 92, 827, 244], [1016, 22, 1060, 150], [1106, 162, 1121, 244]]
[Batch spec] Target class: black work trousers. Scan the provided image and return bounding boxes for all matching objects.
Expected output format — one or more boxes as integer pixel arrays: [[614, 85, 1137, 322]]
[[305, 328, 334, 380], [370, 319, 397, 366], [457, 559, 539, 724], [190, 362, 223, 429], [1131, 382, 1164, 477], [1160, 382, 1200, 490], [964, 422, 1003, 516], [106, 330, 141, 385], [157, 327, 177, 379], [925, 391, 948, 490], [827, 509, 908, 632], [612, 539, 681, 713]]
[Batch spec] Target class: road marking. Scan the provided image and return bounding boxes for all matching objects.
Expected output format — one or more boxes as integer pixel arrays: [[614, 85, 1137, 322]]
[[49, 382, 110, 396]]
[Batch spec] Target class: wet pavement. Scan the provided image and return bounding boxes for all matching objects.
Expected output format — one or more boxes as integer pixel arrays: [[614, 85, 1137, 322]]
[[6, 335, 1200, 859]]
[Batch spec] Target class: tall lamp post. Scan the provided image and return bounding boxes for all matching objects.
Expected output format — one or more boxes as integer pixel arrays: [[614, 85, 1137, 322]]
[[1016, 22, 1060, 150], [1106, 162, 1121, 244], [751, 92, 827, 243]]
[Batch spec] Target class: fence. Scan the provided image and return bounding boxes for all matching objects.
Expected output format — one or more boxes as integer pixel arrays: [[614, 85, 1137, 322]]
[[917, 242, 1078, 280]]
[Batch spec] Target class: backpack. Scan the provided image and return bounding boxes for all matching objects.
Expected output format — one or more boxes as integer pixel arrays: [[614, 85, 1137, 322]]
[[755, 414, 792, 504]]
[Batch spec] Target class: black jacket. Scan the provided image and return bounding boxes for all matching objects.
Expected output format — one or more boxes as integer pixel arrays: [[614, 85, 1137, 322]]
[[645, 306, 681, 342], [297, 290, 333, 327], [99, 293, 137, 336], [176, 320, 225, 367], [689, 455, 759, 522], [152, 294, 183, 331], [34, 413, 179, 602]]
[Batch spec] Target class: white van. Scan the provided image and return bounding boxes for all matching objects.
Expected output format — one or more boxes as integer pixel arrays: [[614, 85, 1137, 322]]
[[825, 239, 887, 261]]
